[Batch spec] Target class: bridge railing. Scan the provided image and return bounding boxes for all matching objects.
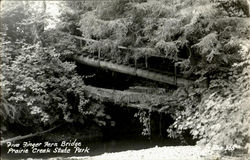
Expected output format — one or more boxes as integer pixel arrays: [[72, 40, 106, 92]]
[[69, 34, 193, 86]]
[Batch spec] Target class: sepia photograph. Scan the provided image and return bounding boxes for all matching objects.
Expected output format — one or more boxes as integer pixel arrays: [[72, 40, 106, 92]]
[[0, 0, 250, 159]]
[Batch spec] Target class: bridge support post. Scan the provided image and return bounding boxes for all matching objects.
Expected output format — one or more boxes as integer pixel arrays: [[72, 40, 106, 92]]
[[98, 47, 101, 64], [80, 39, 82, 48], [174, 63, 177, 85], [134, 57, 137, 69]]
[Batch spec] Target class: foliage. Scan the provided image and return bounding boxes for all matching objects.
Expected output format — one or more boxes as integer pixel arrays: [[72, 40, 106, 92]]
[[156, 0, 250, 152], [1, 39, 95, 129], [0, 1, 109, 133], [215, 0, 250, 17], [75, 0, 249, 73], [134, 110, 151, 136], [62, 0, 250, 150], [57, 1, 99, 35], [168, 37, 250, 152], [0, 1, 31, 42], [1, 0, 250, 152]]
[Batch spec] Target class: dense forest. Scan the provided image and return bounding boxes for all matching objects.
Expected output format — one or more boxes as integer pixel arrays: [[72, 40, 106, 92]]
[[1, 0, 250, 155]]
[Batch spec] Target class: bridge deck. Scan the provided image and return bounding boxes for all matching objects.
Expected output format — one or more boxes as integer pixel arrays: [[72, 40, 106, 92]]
[[73, 54, 193, 86]]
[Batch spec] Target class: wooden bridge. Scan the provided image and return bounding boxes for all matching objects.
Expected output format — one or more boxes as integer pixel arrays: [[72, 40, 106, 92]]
[[70, 35, 197, 86], [71, 35, 194, 87], [72, 53, 193, 87]]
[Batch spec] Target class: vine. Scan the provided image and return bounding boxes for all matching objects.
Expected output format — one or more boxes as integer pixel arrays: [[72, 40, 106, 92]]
[[134, 109, 151, 137]]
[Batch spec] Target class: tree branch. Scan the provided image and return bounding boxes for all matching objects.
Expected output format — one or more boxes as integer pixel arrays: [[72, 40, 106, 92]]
[[0, 124, 63, 146]]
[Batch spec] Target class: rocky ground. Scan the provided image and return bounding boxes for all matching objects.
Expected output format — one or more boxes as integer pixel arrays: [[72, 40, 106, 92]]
[[21, 146, 249, 160]]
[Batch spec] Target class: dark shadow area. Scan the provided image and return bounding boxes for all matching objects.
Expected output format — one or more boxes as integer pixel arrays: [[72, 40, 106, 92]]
[[1, 102, 197, 159], [76, 62, 177, 90]]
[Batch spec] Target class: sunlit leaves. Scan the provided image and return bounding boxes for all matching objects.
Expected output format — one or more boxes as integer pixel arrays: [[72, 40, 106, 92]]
[[155, 41, 178, 60], [194, 32, 221, 58], [0, 39, 90, 128], [134, 110, 151, 136]]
